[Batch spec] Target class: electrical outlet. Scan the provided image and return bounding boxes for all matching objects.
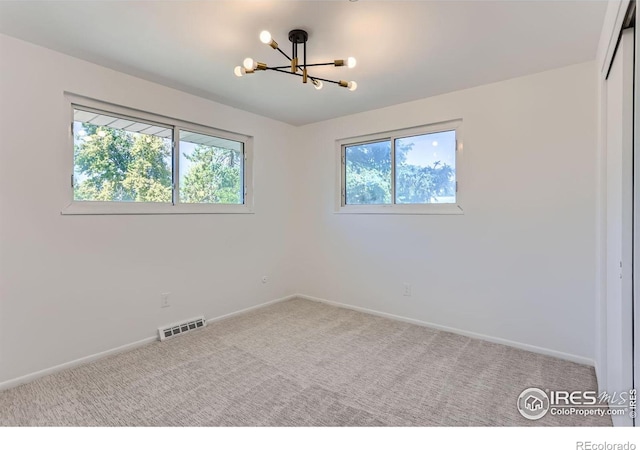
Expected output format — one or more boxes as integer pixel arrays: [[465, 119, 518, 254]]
[[403, 283, 412, 297], [160, 292, 170, 308], [261, 276, 268, 284]]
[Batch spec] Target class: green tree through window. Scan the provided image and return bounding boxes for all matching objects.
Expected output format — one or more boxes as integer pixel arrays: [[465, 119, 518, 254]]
[[344, 129, 456, 206], [345, 141, 392, 204], [180, 145, 242, 204], [74, 125, 172, 202]]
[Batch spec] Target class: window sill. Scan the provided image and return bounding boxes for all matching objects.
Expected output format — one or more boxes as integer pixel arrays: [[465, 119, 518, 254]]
[[335, 204, 464, 215], [61, 202, 254, 215]]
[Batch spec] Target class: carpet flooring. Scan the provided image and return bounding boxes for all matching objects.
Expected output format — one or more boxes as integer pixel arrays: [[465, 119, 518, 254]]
[[0, 298, 610, 426]]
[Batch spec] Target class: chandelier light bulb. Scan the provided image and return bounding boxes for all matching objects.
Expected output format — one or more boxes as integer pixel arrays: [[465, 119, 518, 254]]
[[260, 30, 272, 44], [234, 66, 245, 77], [243, 57, 255, 70], [347, 81, 358, 91], [313, 80, 324, 90], [347, 57, 357, 68]]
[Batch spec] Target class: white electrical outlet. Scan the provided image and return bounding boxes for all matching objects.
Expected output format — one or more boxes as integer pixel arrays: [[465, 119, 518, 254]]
[[403, 283, 412, 297], [161, 292, 170, 308]]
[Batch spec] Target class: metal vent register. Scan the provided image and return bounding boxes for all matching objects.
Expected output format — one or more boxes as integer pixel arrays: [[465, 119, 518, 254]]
[[158, 317, 206, 341]]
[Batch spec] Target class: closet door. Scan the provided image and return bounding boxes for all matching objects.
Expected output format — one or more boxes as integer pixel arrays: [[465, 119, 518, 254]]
[[635, 18, 640, 427], [605, 27, 634, 427]]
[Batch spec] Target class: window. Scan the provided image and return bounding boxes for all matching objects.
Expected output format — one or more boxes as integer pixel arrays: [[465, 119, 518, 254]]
[[73, 110, 174, 203], [178, 130, 244, 205], [339, 120, 462, 214], [65, 95, 252, 214]]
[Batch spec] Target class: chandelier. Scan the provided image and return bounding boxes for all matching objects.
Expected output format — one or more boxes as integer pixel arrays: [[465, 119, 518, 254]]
[[234, 29, 358, 91]]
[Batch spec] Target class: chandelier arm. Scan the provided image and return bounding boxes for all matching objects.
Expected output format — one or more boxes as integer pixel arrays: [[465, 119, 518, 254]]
[[303, 62, 343, 67], [302, 75, 341, 85], [267, 67, 302, 77], [268, 62, 335, 70], [269, 64, 297, 70], [266, 68, 340, 85], [275, 47, 292, 61]]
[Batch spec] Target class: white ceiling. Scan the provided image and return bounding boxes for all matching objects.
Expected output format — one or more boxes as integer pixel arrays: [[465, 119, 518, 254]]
[[0, 1, 607, 126]]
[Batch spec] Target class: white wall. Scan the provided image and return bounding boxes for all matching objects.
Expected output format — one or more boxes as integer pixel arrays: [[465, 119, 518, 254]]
[[293, 61, 598, 362], [0, 34, 298, 384]]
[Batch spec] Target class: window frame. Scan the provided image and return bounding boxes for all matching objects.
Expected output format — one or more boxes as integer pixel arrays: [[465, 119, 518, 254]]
[[336, 119, 464, 215], [62, 94, 253, 215]]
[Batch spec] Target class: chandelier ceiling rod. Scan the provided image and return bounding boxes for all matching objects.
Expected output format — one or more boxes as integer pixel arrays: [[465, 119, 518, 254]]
[[234, 29, 358, 92]]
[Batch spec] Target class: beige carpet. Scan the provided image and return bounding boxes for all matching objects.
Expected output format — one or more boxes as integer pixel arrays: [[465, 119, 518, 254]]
[[0, 298, 610, 426]]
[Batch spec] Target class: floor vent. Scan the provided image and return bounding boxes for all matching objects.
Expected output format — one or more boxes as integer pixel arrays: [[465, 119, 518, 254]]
[[158, 316, 206, 341]]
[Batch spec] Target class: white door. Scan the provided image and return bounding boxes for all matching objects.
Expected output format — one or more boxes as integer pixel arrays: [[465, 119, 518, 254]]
[[605, 27, 634, 427]]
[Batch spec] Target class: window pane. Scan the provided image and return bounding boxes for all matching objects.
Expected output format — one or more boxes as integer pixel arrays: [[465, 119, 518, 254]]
[[179, 130, 243, 204], [345, 141, 392, 204], [395, 130, 456, 204], [73, 109, 172, 202]]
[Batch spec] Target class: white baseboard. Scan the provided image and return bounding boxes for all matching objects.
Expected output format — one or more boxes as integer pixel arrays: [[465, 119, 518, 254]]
[[0, 336, 157, 392], [0, 294, 296, 392], [204, 294, 297, 325], [295, 293, 595, 367]]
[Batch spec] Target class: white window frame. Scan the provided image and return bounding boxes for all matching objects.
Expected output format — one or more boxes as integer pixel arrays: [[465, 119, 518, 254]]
[[336, 119, 464, 215], [62, 94, 253, 215]]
